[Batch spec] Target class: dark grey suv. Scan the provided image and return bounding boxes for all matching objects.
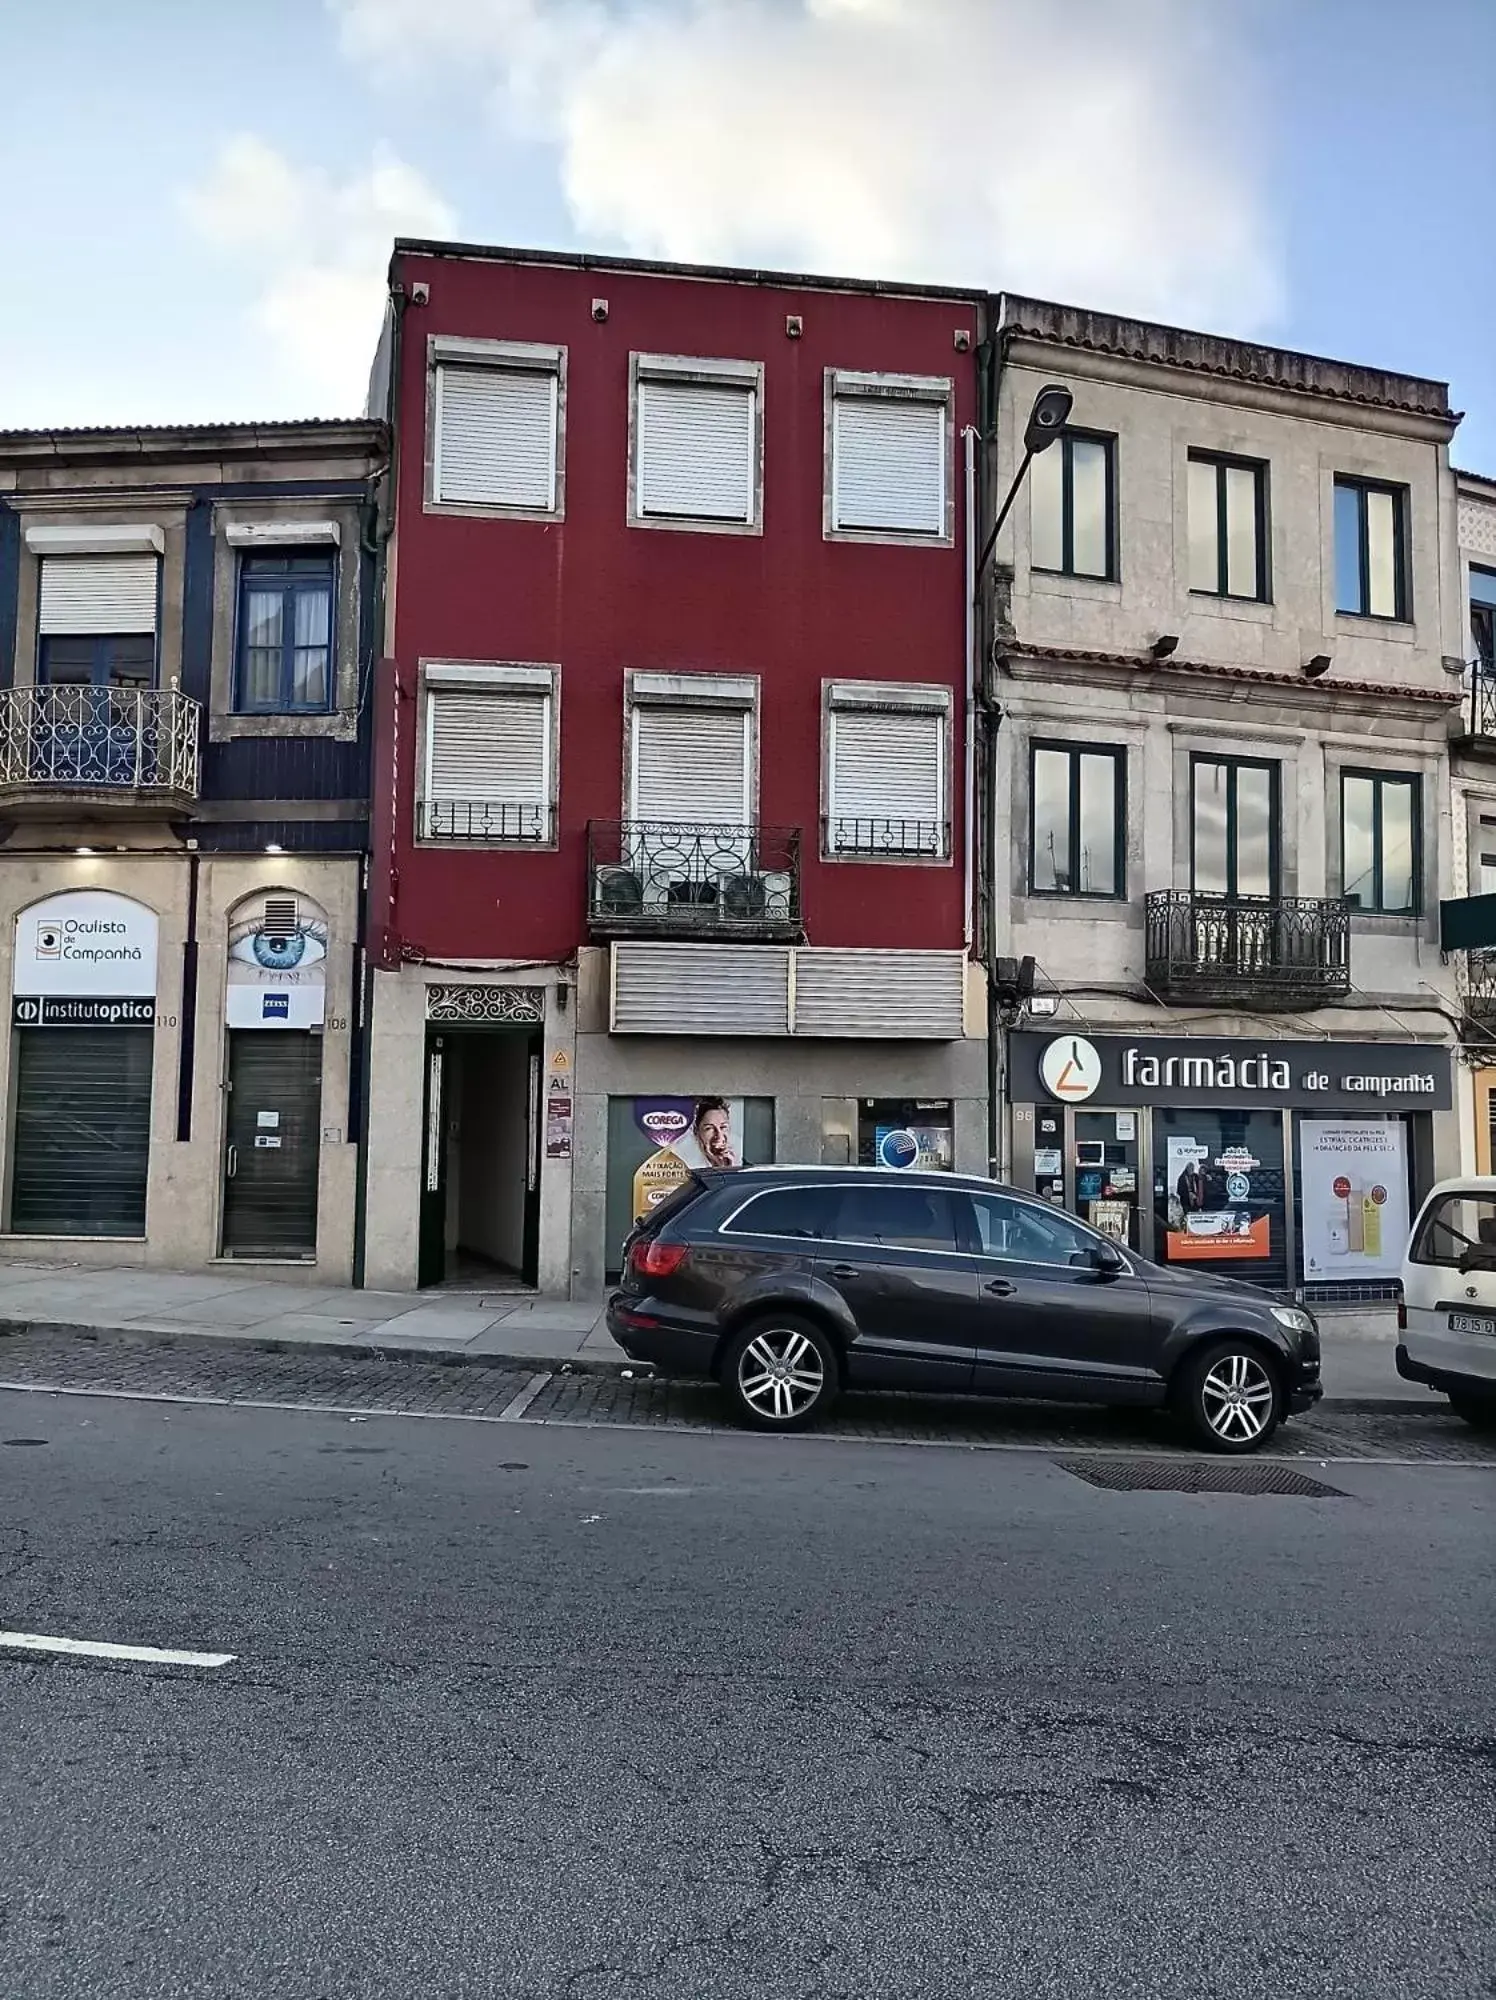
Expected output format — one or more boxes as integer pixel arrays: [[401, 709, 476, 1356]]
[[608, 1166, 1321, 1453]]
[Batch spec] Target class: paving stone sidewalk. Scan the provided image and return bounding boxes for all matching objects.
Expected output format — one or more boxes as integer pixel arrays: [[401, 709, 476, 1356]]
[[0, 1256, 1435, 1404]]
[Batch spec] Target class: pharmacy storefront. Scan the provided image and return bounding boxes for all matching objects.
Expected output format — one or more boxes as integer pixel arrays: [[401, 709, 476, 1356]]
[[1009, 1031, 1456, 1300]]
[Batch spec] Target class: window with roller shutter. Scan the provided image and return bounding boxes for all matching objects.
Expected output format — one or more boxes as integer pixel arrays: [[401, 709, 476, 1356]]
[[428, 339, 564, 516], [632, 361, 760, 528], [421, 666, 556, 843], [825, 687, 949, 858], [630, 704, 753, 826], [827, 374, 950, 540], [38, 554, 159, 636]]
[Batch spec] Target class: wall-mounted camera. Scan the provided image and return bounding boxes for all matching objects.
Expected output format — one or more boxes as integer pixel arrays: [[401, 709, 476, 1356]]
[[592, 298, 609, 322]]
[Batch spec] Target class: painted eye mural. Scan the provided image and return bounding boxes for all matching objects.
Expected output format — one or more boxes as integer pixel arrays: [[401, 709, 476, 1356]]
[[227, 922, 328, 972]]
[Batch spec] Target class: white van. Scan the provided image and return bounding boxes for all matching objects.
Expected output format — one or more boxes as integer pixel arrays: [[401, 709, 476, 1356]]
[[1399, 1176, 1496, 1426]]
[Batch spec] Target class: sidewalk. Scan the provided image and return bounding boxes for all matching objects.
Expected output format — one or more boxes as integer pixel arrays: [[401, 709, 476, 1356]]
[[0, 1257, 1436, 1404]]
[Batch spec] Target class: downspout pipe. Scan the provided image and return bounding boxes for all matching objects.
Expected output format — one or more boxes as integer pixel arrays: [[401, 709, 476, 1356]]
[[962, 424, 977, 955]]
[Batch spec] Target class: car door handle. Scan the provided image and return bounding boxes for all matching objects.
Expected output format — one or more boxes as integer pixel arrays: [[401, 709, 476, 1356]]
[[828, 1264, 860, 1281], [982, 1278, 1016, 1296]]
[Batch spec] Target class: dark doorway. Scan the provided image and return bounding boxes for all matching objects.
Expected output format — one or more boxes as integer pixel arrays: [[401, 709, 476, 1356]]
[[419, 1028, 541, 1289], [221, 1031, 322, 1257]]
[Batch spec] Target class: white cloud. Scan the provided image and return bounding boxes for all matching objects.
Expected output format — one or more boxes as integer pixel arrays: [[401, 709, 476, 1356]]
[[182, 135, 456, 411], [329, 0, 1283, 334]]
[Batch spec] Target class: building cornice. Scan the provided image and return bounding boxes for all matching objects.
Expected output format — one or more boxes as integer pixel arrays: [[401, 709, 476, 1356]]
[[1000, 642, 1460, 717]]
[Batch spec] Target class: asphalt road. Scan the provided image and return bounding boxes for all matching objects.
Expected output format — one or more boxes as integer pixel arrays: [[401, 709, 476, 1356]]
[[2, 1390, 1493, 2000]]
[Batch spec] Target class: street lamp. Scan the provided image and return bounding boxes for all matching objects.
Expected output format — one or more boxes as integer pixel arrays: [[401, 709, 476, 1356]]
[[975, 383, 1073, 580]]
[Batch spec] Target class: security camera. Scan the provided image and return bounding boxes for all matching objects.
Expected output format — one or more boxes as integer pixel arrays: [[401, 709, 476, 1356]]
[[591, 298, 609, 322], [1023, 383, 1074, 453], [408, 282, 430, 306]]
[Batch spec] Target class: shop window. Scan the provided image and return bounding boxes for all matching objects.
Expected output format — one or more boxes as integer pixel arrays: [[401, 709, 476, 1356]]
[[1341, 770, 1419, 914], [1191, 755, 1279, 899], [1029, 742, 1125, 896], [604, 1095, 775, 1280], [856, 1099, 953, 1171], [1153, 1106, 1288, 1294]]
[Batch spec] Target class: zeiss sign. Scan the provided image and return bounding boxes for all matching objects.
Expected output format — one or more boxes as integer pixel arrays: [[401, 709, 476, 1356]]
[[1011, 1032, 1453, 1114]]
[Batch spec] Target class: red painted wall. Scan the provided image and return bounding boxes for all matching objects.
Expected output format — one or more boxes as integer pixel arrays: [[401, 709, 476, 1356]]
[[375, 248, 979, 966]]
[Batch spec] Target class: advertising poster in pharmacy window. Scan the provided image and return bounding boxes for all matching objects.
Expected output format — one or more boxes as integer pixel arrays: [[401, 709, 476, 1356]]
[[1299, 1120, 1408, 1282], [1163, 1135, 1271, 1262], [630, 1097, 744, 1223]]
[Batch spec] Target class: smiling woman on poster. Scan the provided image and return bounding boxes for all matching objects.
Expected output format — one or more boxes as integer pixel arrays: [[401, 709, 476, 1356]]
[[686, 1097, 740, 1170]]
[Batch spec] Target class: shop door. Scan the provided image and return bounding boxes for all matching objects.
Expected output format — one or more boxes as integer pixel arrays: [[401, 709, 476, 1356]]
[[9, 1026, 153, 1237], [221, 1032, 322, 1257], [1072, 1109, 1142, 1249]]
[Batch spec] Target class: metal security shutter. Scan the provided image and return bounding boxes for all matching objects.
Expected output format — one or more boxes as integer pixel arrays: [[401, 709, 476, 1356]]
[[832, 397, 944, 534], [793, 950, 966, 1039], [436, 365, 557, 510], [637, 380, 754, 521], [38, 555, 158, 634], [830, 710, 944, 824], [611, 943, 791, 1034], [427, 690, 550, 805], [632, 706, 750, 822], [9, 1027, 153, 1235]]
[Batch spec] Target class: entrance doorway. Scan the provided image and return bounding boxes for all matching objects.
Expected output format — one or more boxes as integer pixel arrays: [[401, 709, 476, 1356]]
[[221, 1031, 322, 1257], [419, 1029, 541, 1289]]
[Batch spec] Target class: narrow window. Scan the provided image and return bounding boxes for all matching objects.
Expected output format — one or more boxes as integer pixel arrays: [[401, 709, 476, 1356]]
[[1191, 756, 1279, 900], [1029, 432, 1115, 580], [1342, 770, 1419, 914], [1189, 453, 1268, 600], [1335, 477, 1409, 619], [234, 555, 334, 714], [1028, 743, 1125, 896]]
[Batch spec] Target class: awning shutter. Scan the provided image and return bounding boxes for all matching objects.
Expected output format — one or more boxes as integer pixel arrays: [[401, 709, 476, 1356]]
[[611, 944, 791, 1034], [793, 949, 965, 1038], [38, 555, 158, 634], [632, 706, 750, 822], [637, 380, 754, 521], [436, 365, 557, 510], [832, 397, 944, 534], [426, 689, 550, 806]]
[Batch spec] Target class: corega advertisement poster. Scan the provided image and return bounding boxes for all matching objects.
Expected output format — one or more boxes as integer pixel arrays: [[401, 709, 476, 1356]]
[[631, 1097, 743, 1224], [1300, 1119, 1408, 1281]]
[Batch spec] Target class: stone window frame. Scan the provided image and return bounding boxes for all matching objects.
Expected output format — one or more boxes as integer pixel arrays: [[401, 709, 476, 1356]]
[[8, 509, 185, 690], [818, 678, 954, 867], [626, 352, 766, 539], [822, 368, 956, 549], [208, 499, 364, 743], [422, 334, 568, 525], [621, 669, 761, 824], [413, 657, 563, 853]]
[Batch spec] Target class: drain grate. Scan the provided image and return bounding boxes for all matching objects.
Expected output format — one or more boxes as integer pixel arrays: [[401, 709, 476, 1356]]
[[1057, 1456, 1346, 1498]]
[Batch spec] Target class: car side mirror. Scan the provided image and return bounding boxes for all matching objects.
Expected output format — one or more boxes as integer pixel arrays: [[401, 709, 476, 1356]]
[[1089, 1241, 1126, 1276]]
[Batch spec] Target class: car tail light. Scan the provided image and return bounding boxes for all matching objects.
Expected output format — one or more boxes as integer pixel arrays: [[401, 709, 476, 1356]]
[[631, 1238, 689, 1279], [1396, 1299, 1407, 1331]]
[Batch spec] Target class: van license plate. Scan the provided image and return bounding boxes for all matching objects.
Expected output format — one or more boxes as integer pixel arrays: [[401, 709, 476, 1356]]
[[1447, 1311, 1496, 1337]]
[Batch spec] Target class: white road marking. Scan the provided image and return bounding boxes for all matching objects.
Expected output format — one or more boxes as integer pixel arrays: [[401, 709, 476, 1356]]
[[495, 1371, 553, 1422], [0, 1630, 234, 1669], [0, 1378, 1479, 1469]]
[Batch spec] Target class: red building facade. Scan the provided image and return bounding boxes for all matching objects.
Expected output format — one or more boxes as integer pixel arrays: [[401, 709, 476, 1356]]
[[365, 242, 987, 1295]]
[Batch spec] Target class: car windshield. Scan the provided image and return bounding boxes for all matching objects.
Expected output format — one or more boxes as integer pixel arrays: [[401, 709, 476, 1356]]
[[1409, 1191, 1496, 1270]]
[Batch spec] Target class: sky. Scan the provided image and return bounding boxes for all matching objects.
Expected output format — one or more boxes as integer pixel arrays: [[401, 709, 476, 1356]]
[[0, 0, 1492, 466]]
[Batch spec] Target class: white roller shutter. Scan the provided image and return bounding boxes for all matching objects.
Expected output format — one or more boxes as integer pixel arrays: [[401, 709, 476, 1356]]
[[832, 396, 944, 534], [425, 688, 550, 832], [611, 944, 791, 1035], [793, 950, 965, 1038], [829, 709, 944, 851], [435, 365, 557, 510], [38, 555, 158, 634], [637, 380, 754, 522], [632, 706, 750, 823]]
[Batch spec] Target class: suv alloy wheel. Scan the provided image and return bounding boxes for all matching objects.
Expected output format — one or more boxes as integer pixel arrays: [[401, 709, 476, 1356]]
[[1172, 1338, 1283, 1454], [721, 1314, 841, 1431]]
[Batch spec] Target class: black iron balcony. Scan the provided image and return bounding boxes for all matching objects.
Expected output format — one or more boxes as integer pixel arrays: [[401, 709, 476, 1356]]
[[587, 820, 801, 940], [824, 815, 948, 858], [1145, 891, 1350, 1008], [420, 799, 551, 842], [1459, 949, 1496, 1030], [0, 684, 200, 814]]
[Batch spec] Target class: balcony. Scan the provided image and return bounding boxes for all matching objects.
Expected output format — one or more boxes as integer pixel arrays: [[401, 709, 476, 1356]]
[[824, 815, 948, 859], [1145, 891, 1350, 1008], [0, 684, 201, 814], [587, 821, 802, 941], [420, 799, 552, 842], [1459, 950, 1496, 1032], [1457, 667, 1496, 746]]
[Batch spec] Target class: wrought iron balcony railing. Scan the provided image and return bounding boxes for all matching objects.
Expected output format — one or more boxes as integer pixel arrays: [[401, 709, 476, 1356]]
[[1459, 949, 1496, 1030], [420, 798, 552, 843], [587, 820, 802, 940], [1145, 891, 1350, 1008], [1463, 663, 1496, 742], [0, 684, 201, 806], [825, 815, 948, 859]]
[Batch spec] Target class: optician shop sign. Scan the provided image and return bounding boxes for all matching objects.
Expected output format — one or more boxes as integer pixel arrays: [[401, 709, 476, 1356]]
[[10, 890, 158, 1026], [1010, 1032, 1453, 1114]]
